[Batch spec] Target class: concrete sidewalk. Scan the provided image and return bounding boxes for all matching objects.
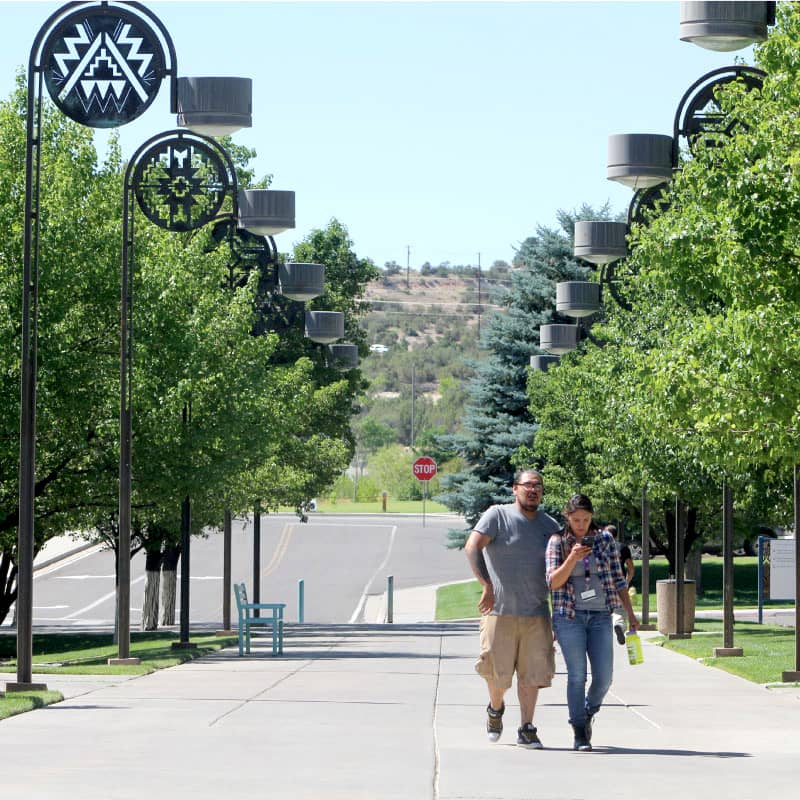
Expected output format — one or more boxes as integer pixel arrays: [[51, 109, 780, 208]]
[[1, 622, 798, 800]]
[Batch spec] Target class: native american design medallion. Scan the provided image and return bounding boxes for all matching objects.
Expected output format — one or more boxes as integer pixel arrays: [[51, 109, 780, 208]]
[[132, 137, 231, 232], [42, 6, 166, 128]]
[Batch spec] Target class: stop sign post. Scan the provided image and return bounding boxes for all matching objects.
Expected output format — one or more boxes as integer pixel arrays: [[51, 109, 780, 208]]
[[413, 457, 437, 526]]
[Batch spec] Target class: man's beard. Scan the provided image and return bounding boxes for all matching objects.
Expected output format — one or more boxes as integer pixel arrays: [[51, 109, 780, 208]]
[[517, 496, 540, 512]]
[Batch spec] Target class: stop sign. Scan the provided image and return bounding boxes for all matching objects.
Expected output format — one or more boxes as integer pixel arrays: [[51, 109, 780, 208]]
[[413, 456, 438, 481]]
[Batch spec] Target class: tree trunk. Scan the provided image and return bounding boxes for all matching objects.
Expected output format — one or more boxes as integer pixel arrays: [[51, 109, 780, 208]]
[[662, 505, 700, 576], [141, 549, 163, 630], [685, 546, 704, 597], [160, 545, 180, 626]]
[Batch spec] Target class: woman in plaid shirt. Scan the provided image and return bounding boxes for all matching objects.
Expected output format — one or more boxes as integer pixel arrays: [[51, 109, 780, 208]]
[[545, 494, 638, 752]]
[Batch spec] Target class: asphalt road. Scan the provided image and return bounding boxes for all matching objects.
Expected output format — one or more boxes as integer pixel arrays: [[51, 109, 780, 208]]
[[25, 512, 473, 629]]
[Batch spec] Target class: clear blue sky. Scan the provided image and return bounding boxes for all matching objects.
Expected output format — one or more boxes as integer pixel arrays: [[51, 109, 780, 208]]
[[0, 1, 755, 269]]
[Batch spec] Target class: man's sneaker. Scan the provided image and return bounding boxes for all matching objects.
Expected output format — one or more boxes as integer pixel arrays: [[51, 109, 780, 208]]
[[486, 703, 504, 742], [517, 723, 543, 749], [614, 622, 626, 645]]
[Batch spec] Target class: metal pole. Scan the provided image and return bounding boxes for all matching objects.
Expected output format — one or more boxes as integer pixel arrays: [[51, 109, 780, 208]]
[[116, 169, 135, 662], [795, 464, 800, 671], [387, 575, 394, 624], [178, 494, 191, 645], [253, 501, 261, 617], [782, 465, 800, 681], [12, 26, 46, 692], [641, 485, 652, 628], [722, 483, 734, 649], [757, 535, 766, 625], [674, 496, 686, 637], [298, 579, 304, 623], [222, 508, 232, 631], [422, 481, 427, 528]]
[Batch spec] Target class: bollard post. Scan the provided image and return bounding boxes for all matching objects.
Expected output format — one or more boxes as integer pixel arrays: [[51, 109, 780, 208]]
[[387, 575, 394, 624], [381, 490, 388, 512], [298, 579, 304, 624]]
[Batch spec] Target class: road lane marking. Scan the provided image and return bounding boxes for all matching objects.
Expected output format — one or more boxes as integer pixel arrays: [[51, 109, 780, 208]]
[[262, 523, 294, 578], [349, 525, 397, 623], [62, 575, 145, 620]]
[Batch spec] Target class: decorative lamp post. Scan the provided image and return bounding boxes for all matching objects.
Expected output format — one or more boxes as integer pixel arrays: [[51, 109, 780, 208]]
[[12, 0, 178, 692], [592, 44, 766, 643], [679, 1, 774, 52], [608, 67, 765, 190]]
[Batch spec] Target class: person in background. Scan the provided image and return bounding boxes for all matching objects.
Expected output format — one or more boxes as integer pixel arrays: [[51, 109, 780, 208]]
[[605, 524, 635, 644], [546, 494, 639, 751], [464, 469, 560, 749]]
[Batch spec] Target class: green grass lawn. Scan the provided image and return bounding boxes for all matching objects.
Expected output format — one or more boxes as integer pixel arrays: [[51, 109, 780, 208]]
[[0, 631, 238, 719], [656, 620, 798, 685], [282, 498, 451, 515]]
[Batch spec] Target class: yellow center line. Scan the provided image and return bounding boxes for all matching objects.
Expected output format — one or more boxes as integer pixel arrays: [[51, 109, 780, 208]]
[[262, 523, 294, 578]]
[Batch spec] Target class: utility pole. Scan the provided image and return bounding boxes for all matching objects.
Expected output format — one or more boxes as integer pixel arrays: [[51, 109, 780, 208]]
[[406, 245, 411, 290], [411, 363, 416, 448], [477, 252, 482, 339]]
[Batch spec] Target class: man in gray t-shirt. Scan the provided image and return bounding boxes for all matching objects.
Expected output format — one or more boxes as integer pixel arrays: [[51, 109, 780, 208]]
[[464, 469, 560, 749]]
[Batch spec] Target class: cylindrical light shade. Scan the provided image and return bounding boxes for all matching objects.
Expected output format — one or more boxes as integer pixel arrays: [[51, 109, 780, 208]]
[[305, 310, 344, 344], [556, 282, 601, 318], [279, 262, 325, 302], [608, 134, 673, 189], [679, 2, 770, 52], [530, 354, 560, 372], [539, 324, 578, 355], [176, 77, 252, 136], [238, 189, 295, 236], [574, 221, 628, 264], [328, 343, 359, 370]]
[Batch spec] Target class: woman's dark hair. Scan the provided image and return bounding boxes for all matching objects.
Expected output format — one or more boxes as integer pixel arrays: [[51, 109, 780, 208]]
[[564, 493, 594, 514]]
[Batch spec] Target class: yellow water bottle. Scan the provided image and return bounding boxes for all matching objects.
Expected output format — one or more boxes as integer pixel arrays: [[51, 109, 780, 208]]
[[625, 630, 643, 665]]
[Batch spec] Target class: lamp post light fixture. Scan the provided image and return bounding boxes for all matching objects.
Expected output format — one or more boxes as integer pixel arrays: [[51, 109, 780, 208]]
[[679, 1, 774, 52], [539, 324, 579, 356], [328, 343, 360, 370], [305, 310, 346, 344], [607, 133, 674, 190], [177, 76, 252, 136], [238, 189, 297, 236], [529, 355, 560, 372], [12, 0, 178, 692]]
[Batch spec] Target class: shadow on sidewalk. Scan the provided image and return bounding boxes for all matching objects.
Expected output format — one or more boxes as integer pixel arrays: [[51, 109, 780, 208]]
[[586, 746, 751, 759]]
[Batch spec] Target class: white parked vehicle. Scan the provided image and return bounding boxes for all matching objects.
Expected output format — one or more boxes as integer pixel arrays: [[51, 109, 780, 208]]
[[369, 344, 389, 353]]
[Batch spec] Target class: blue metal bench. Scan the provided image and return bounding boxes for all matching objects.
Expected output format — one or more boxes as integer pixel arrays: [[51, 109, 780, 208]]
[[233, 582, 286, 656]]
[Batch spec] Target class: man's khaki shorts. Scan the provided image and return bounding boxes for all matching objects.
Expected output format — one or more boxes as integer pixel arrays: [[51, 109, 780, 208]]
[[475, 614, 555, 690]]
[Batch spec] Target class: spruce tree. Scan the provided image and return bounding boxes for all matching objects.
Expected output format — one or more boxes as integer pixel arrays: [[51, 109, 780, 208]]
[[436, 205, 616, 547]]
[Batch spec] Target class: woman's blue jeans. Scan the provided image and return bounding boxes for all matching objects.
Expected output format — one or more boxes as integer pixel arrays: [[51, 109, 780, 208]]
[[553, 610, 614, 726]]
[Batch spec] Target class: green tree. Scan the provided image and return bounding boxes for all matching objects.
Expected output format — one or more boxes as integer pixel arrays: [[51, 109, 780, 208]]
[[0, 79, 124, 621]]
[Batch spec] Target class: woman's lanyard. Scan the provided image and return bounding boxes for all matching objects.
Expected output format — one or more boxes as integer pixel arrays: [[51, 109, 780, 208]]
[[579, 552, 597, 601]]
